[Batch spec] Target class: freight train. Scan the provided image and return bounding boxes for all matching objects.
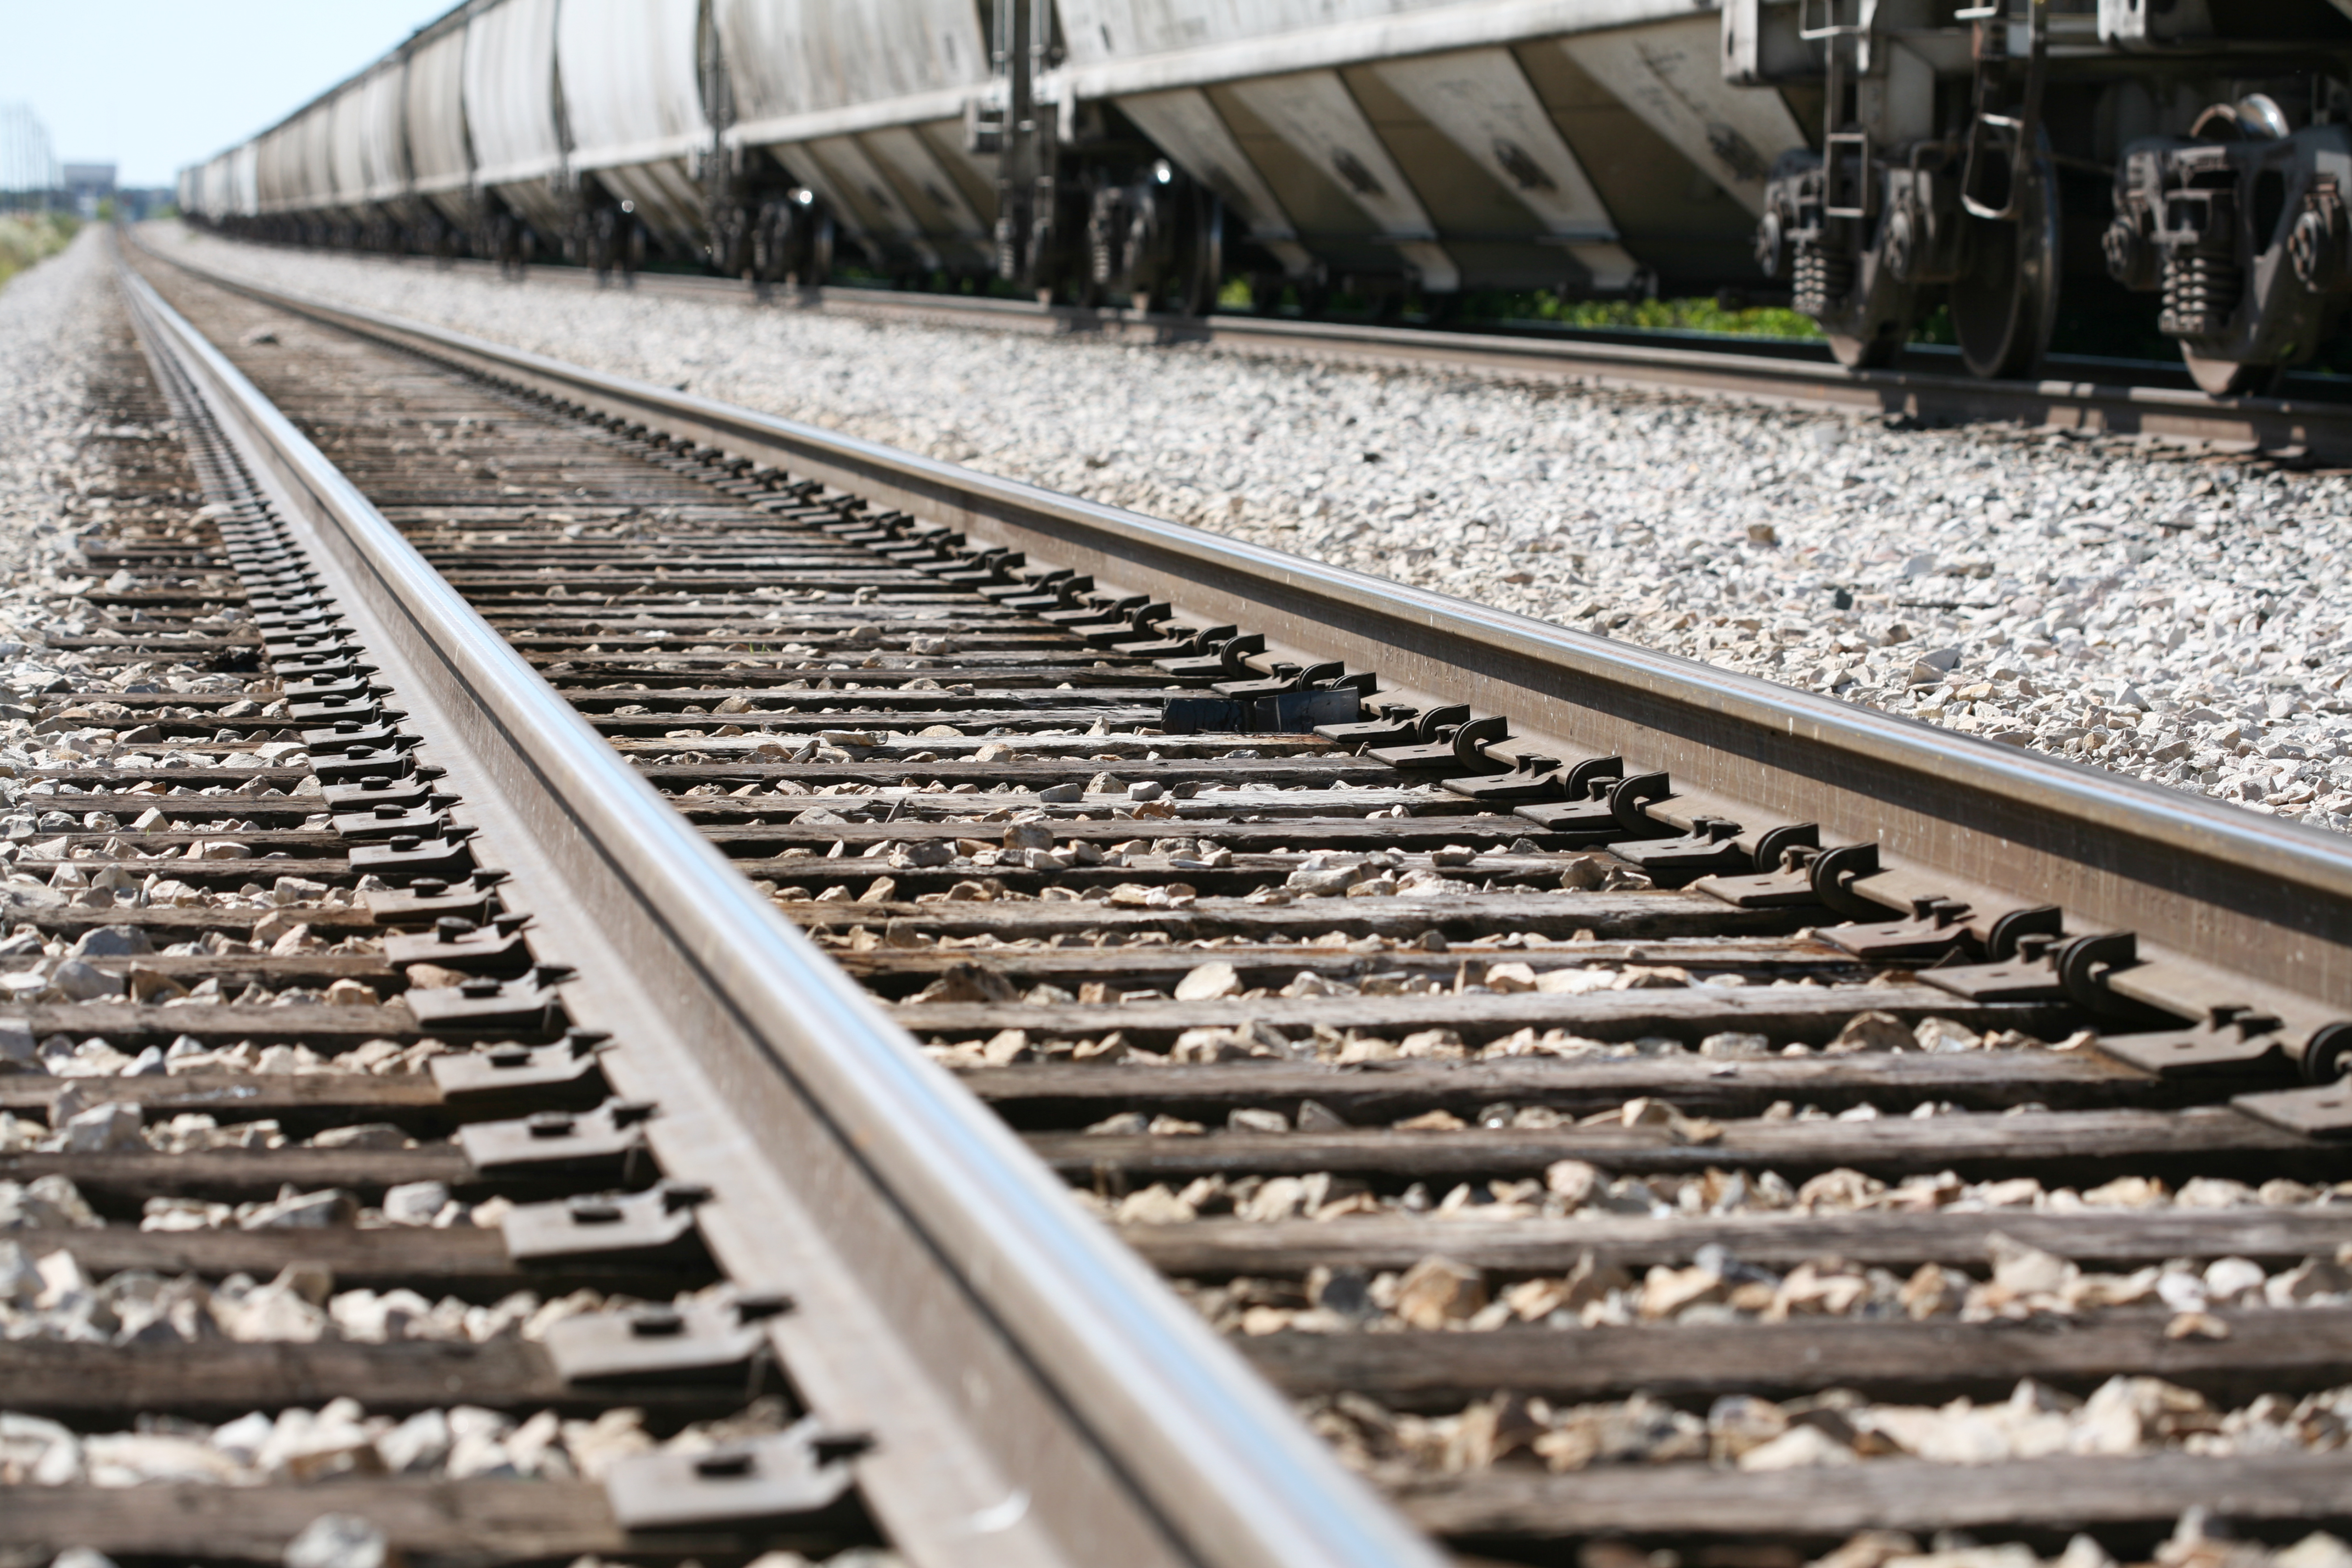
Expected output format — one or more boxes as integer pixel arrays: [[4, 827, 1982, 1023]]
[[178, 1, 2352, 395]]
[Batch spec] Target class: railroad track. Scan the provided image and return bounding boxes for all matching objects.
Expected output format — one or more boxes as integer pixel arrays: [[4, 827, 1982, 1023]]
[[11, 226, 2348, 1566], [178, 226, 2352, 468]]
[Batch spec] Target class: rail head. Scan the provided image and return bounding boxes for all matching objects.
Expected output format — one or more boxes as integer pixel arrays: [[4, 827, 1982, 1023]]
[[116, 241, 1446, 1568], [134, 236, 2352, 1032]]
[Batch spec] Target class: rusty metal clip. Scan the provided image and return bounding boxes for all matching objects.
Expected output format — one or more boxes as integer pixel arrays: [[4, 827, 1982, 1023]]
[[457, 1096, 656, 1176], [1309, 695, 1419, 746], [1443, 753, 1567, 804], [282, 673, 374, 705], [310, 745, 417, 786], [384, 913, 532, 972], [1151, 625, 1249, 676], [404, 963, 571, 1029], [302, 719, 406, 755], [254, 607, 341, 633], [1694, 840, 1828, 910], [1820, 896, 1979, 963], [352, 829, 479, 879], [502, 1179, 709, 1264], [431, 1027, 610, 1105], [322, 778, 441, 812], [362, 868, 509, 926], [1368, 711, 1504, 772], [1919, 928, 2071, 1003], [601, 1417, 863, 1530], [1608, 816, 1752, 888], [543, 1291, 791, 1384], [331, 802, 451, 842]]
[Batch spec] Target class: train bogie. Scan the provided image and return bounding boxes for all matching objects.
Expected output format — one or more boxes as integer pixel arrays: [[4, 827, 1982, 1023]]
[[1049, 2, 1799, 304], [1736, 0, 2352, 384]]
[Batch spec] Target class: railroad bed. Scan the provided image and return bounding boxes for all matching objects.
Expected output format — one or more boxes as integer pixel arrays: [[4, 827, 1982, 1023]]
[[172, 226, 2352, 466], [3, 232, 2346, 1567]]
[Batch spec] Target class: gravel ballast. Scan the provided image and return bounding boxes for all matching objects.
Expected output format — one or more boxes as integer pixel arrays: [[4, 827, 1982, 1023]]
[[0, 230, 112, 643], [154, 226, 2352, 831]]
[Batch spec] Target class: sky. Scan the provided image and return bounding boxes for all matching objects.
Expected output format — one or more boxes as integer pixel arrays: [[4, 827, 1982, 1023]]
[[0, 1, 458, 188]]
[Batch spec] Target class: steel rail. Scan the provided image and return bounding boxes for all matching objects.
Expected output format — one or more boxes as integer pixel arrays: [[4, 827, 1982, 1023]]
[[161, 224, 2352, 462], [131, 236, 2352, 1040], [115, 246, 1444, 1568]]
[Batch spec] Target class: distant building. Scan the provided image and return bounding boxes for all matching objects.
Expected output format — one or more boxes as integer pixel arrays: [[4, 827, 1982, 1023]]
[[62, 162, 114, 219]]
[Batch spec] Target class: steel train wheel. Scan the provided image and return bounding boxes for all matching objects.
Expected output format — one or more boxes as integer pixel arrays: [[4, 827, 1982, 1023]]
[[1951, 158, 2061, 381], [1174, 191, 1224, 317]]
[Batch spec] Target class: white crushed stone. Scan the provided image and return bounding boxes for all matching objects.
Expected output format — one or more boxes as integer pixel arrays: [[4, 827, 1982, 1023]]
[[0, 1390, 794, 1486], [1178, 1234, 2352, 1336], [160, 223, 2352, 832], [1089, 1163, 2352, 1228], [0, 1242, 604, 1345], [0, 237, 432, 1062], [0, 229, 110, 672], [1312, 1376, 2352, 1476]]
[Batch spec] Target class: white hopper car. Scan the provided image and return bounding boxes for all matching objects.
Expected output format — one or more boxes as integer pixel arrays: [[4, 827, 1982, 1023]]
[[179, 0, 2352, 393]]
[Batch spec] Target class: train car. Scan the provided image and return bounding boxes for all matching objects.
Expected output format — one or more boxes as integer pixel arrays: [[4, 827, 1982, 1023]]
[[556, 0, 715, 271], [249, 119, 298, 235], [228, 143, 260, 229], [335, 56, 416, 250], [298, 99, 342, 242], [711, 0, 997, 284], [403, 2, 481, 254], [1042, 0, 1801, 309], [172, 0, 2352, 395], [324, 84, 371, 244], [463, 0, 572, 266], [188, 158, 215, 225]]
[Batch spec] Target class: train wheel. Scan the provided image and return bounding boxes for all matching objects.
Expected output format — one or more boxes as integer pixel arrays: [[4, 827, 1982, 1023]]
[[806, 212, 835, 286], [589, 210, 616, 283], [1950, 158, 2060, 381], [1172, 192, 1223, 317]]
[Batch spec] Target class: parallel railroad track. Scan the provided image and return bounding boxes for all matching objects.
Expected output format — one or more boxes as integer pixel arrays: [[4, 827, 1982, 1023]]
[[187, 230, 2352, 467], [10, 229, 2348, 1566]]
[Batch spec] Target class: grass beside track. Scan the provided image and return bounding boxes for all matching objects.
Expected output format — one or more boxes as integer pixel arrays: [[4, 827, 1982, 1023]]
[[0, 213, 80, 292], [1524, 290, 1822, 338]]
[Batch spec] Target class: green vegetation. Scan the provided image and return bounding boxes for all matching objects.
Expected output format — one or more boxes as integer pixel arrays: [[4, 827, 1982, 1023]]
[[1518, 289, 1821, 338], [0, 211, 79, 292], [1213, 275, 1820, 338]]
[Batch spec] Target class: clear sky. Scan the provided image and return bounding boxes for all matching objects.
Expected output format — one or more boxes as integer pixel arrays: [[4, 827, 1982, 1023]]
[[0, 1, 459, 188]]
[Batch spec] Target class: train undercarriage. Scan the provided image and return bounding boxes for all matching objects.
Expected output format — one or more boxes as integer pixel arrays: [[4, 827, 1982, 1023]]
[[1742, 0, 2352, 389]]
